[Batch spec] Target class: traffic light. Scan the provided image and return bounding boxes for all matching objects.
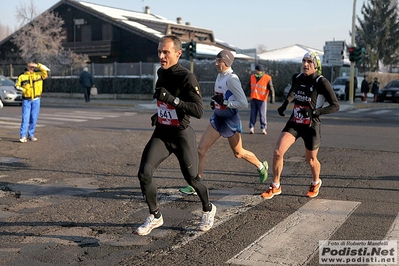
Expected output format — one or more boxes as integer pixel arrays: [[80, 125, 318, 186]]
[[189, 39, 197, 59], [349, 46, 355, 62], [181, 42, 190, 60], [354, 47, 364, 63]]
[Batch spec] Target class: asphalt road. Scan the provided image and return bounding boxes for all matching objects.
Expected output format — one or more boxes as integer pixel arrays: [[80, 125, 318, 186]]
[[0, 97, 398, 266]]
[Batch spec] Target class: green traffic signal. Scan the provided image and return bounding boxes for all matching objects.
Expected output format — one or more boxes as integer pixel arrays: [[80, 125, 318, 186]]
[[354, 47, 362, 63], [182, 42, 190, 60], [189, 40, 197, 59], [348, 46, 365, 63], [181, 40, 197, 60]]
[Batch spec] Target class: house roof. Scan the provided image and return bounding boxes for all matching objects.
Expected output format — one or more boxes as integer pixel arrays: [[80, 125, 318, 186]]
[[258, 44, 324, 63], [65, 1, 253, 60]]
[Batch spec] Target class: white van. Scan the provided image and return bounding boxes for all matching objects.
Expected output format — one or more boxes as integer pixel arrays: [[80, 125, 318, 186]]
[[331, 76, 365, 101]]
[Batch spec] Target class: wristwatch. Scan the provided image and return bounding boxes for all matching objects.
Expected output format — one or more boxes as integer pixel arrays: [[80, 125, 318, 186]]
[[172, 97, 180, 107]]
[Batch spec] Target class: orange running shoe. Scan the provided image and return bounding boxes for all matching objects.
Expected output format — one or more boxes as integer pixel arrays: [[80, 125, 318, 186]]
[[261, 183, 281, 199], [307, 179, 322, 198]]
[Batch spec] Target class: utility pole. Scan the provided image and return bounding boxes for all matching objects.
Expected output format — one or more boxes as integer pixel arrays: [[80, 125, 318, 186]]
[[349, 0, 357, 104]]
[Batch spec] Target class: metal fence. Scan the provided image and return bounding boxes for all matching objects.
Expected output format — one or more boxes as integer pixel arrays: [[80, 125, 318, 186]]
[[0, 60, 306, 98], [0, 62, 157, 79]]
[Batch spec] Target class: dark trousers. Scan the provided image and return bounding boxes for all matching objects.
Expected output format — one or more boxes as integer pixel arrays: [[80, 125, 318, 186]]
[[137, 126, 211, 213], [83, 86, 91, 102]]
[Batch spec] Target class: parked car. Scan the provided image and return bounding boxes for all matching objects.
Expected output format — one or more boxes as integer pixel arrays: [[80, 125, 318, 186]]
[[377, 79, 399, 103], [331, 76, 364, 101], [0, 75, 22, 105]]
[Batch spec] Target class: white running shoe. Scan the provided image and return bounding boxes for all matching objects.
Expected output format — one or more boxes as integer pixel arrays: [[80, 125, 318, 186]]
[[19, 137, 27, 143], [199, 203, 217, 232], [249, 127, 254, 134], [135, 214, 163, 236], [28, 136, 37, 142]]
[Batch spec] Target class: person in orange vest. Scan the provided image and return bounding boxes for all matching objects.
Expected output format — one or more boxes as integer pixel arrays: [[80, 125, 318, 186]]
[[248, 64, 275, 135]]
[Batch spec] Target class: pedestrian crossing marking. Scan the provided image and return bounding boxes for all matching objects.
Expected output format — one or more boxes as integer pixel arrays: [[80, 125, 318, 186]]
[[39, 115, 87, 122], [371, 110, 392, 115], [0, 110, 136, 129], [385, 212, 399, 263], [39, 113, 103, 119], [348, 109, 371, 114], [0, 121, 21, 126], [227, 199, 360, 266], [386, 212, 399, 240]]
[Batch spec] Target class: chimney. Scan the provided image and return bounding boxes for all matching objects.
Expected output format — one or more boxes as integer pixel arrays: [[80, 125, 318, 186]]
[[145, 6, 150, 14], [177, 17, 182, 24], [185, 22, 191, 26]]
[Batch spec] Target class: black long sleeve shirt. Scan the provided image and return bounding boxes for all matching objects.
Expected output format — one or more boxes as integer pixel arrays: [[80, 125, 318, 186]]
[[155, 63, 203, 129], [285, 72, 340, 125]]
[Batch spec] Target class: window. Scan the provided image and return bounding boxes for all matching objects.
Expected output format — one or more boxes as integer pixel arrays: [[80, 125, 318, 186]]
[[81, 25, 92, 42], [102, 24, 112, 40]]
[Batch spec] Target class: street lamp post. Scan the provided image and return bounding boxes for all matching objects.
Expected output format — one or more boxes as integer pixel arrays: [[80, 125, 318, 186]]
[[349, 0, 357, 104]]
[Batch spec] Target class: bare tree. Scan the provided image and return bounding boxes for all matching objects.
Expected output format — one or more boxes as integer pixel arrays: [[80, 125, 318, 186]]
[[0, 23, 12, 41], [12, 0, 89, 67], [257, 44, 268, 53], [14, 0, 38, 27]]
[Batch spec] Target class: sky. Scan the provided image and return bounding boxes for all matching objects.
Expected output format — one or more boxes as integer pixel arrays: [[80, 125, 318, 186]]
[[1, 0, 367, 51]]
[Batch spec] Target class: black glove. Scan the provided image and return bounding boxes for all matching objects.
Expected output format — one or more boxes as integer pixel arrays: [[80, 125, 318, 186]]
[[277, 100, 289, 117], [150, 113, 157, 126], [212, 94, 225, 105], [298, 108, 312, 117], [153, 87, 175, 105], [210, 101, 215, 110]]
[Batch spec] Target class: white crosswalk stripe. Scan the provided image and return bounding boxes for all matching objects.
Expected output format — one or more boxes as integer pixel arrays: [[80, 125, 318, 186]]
[[227, 199, 360, 265], [347, 108, 396, 116], [347, 109, 371, 114], [371, 110, 392, 115], [0, 110, 136, 129]]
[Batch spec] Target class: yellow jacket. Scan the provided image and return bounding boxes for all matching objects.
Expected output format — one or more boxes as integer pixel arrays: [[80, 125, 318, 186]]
[[16, 63, 48, 99]]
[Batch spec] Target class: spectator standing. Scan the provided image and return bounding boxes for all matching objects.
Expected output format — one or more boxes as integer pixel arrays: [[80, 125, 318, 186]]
[[371, 77, 380, 102], [247, 64, 275, 135], [79, 67, 94, 102], [16, 62, 49, 143], [361, 75, 370, 103]]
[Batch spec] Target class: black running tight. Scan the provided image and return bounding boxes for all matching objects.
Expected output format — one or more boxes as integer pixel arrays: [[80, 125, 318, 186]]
[[137, 126, 211, 213]]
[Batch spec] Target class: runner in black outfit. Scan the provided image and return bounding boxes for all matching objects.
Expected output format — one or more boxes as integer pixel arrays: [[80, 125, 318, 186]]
[[261, 51, 339, 199], [135, 35, 216, 236]]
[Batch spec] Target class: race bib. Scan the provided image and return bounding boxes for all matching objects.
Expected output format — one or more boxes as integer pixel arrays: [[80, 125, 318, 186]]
[[156, 101, 179, 126], [292, 104, 311, 125]]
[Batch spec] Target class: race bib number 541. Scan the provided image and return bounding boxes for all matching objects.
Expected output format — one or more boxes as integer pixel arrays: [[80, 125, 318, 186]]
[[157, 101, 179, 126]]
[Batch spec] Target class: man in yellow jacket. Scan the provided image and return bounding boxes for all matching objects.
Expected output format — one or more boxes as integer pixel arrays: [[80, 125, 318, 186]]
[[16, 62, 49, 143], [248, 64, 275, 135]]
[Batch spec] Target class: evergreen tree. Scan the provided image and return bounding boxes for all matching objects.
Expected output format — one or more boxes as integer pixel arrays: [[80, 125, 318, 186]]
[[356, 0, 399, 72]]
